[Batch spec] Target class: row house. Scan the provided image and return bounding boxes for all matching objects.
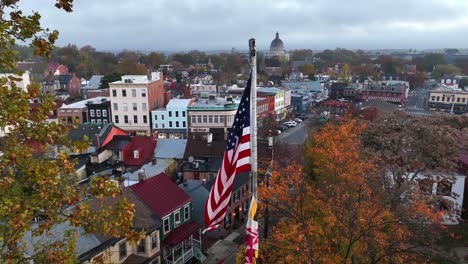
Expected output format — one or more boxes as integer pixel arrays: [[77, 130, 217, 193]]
[[109, 72, 165, 136], [80, 188, 162, 264], [131, 173, 205, 264], [41, 73, 81, 99], [358, 81, 409, 103], [151, 98, 195, 139], [85, 97, 112, 125], [257, 87, 291, 121], [187, 96, 239, 141], [428, 87, 468, 115], [329, 82, 361, 100], [57, 96, 109, 124], [189, 83, 217, 96]]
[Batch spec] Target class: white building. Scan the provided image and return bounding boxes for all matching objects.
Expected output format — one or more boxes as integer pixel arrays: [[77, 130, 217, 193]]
[[0, 71, 31, 92], [413, 173, 466, 225], [190, 83, 217, 96], [187, 96, 239, 140], [109, 72, 164, 136], [151, 98, 194, 139]]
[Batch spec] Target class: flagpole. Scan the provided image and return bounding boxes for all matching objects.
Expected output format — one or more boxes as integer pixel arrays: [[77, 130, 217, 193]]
[[249, 38, 258, 200]]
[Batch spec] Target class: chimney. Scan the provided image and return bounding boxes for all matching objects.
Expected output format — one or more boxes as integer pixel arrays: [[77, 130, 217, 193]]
[[93, 134, 101, 148], [151, 157, 157, 165], [138, 169, 146, 182]]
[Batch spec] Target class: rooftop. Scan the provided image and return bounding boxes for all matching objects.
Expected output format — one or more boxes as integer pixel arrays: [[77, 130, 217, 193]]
[[166, 98, 194, 108], [155, 139, 187, 159], [131, 173, 192, 218], [60, 96, 109, 109]]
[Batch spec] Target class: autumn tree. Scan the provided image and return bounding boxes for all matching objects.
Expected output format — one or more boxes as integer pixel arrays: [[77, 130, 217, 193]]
[[259, 118, 456, 263], [297, 63, 316, 78], [141, 52, 166, 71], [413, 53, 447, 72], [291, 49, 313, 61], [0, 1, 141, 262]]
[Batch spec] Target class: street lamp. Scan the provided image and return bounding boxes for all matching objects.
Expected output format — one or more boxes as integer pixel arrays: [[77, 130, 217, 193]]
[[443, 94, 455, 115]]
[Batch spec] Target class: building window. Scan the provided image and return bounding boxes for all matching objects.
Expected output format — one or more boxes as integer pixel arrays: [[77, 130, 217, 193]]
[[463, 98, 466, 103], [174, 211, 180, 224], [141, 89, 146, 97], [133, 103, 137, 111], [162, 115, 164, 120], [151, 234, 158, 249], [123, 103, 128, 111], [97, 119, 102, 124], [436, 180, 452, 196], [91, 119, 96, 124], [176, 121, 179, 128], [182, 111, 186, 117], [417, 179, 433, 195], [113, 103, 118, 111], [457, 97, 461, 103], [142, 103, 147, 111], [103, 109, 107, 117], [155, 124, 158, 128], [431, 96, 435, 101], [184, 206, 190, 221], [437, 96, 440, 101], [197, 116, 202, 123], [122, 89, 127, 97], [103, 120, 108, 124], [114, 115, 119, 123], [137, 238, 145, 253], [163, 218, 170, 234], [214, 115, 218, 123], [119, 242, 127, 259], [220, 116, 224, 124], [176, 111, 179, 117], [112, 89, 117, 97], [143, 115, 148, 124], [203, 115, 207, 123], [169, 111, 172, 117], [132, 89, 136, 97], [209, 116, 213, 123], [90, 110, 95, 117], [183, 121, 186, 127], [169, 121, 173, 127], [124, 115, 128, 124], [192, 116, 196, 124], [96, 110, 101, 117], [134, 115, 138, 124]]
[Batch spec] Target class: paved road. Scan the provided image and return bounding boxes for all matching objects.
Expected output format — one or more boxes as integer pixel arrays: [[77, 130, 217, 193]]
[[275, 117, 315, 145], [404, 87, 432, 116]]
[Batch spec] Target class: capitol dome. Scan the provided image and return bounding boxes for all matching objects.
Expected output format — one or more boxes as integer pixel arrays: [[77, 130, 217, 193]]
[[270, 32, 285, 53]]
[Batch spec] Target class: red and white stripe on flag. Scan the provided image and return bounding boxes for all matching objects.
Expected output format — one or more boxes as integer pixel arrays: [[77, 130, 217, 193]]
[[203, 77, 252, 233], [245, 196, 258, 264]]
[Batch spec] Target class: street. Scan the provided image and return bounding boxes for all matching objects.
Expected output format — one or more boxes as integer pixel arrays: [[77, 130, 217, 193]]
[[275, 117, 315, 145], [404, 86, 432, 116]]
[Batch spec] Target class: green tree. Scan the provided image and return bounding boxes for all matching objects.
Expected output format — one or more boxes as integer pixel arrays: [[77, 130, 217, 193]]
[[0, 1, 141, 262], [141, 52, 166, 71], [413, 53, 447, 72], [338, 63, 351, 83], [431, 64, 461, 79]]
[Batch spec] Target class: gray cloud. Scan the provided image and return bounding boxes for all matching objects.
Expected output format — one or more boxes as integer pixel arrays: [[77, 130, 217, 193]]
[[18, 0, 468, 51]]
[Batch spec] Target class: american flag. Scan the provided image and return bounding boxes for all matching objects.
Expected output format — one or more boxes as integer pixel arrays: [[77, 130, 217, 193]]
[[204, 77, 252, 233]]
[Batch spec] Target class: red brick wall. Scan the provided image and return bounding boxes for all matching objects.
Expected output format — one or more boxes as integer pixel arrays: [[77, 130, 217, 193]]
[[147, 75, 165, 110]]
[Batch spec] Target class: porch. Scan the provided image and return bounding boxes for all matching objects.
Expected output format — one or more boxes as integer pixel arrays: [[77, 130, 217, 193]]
[[163, 222, 205, 264]]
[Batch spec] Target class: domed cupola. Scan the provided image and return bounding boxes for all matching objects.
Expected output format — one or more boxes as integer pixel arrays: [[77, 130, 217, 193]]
[[270, 32, 285, 53]]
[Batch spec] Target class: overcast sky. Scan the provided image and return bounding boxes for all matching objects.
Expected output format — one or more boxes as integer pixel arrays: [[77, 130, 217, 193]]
[[19, 0, 468, 52]]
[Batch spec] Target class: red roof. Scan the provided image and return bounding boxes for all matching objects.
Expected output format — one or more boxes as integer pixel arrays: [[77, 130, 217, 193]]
[[123, 136, 157, 166], [131, 173, 192, 218], [101, 125, 128, 147], [163, 222, 202, 247]]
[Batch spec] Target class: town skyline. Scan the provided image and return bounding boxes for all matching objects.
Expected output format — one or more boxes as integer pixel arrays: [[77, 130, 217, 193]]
[[19, 0, 468, 51]]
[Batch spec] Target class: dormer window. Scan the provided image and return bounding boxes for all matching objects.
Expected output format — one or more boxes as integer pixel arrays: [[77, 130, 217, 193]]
[[134, 150, 139, 159]]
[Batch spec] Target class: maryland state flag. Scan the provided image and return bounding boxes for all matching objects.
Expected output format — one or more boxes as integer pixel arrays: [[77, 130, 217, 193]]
[[245, 196, 258, 264]]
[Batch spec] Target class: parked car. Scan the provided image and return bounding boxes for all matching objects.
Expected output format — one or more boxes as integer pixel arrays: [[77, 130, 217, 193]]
[[294, 118, 303, 123], [284, 121, 297, 127], [280, 125, 289, 131], [276, 126, 285, 132], [271, 129, 281, 136]]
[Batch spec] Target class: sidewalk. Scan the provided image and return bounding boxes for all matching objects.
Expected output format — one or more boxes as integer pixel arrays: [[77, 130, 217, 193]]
[[203, 228, 245, 264]]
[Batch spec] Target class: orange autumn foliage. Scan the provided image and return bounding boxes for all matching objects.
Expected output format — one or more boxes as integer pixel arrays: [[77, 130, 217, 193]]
[[259, 118, 451, 264]]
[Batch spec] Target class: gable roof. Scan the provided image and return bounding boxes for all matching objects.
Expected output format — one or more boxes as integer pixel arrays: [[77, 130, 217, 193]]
[[104, 135, 131, 151], [99, 123, 129, 148], [155, 139, 187, 159], [123, 136, 157, 167], [131, 173, 192, 218]]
